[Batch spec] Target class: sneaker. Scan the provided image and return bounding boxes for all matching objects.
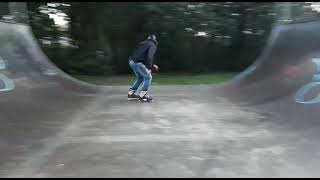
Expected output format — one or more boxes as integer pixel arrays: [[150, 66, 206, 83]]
[[139, 93, 153, 102], [128, 93, 140, 100]]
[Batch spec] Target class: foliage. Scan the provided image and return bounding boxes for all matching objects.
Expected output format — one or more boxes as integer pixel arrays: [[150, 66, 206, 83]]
[[27, 2, 278, 75]]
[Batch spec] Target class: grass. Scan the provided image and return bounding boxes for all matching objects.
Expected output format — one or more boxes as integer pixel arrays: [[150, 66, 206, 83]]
[[72, 72, 238, 86]]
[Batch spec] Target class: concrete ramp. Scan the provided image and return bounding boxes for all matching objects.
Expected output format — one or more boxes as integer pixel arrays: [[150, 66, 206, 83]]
[[0, 22, 99, 176], [2, 20, 320, 178], [222, 21, 320, 105], [0, 22, 98, 93]]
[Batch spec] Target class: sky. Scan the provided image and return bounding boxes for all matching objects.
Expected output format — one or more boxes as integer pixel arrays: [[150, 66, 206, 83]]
[[308, 2, 320, 12], [41, 3, 70, 29]]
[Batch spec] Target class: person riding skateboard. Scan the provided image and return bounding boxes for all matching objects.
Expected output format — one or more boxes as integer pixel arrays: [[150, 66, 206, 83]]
[[128, 34, 159, 102]]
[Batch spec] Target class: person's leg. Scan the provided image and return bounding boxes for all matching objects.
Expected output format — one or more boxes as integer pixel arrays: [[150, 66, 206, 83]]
[[135, 63, 153, 101], [130, 65, 143, 92], [142, 72, 152, 91], [128, 60, 143, 99], [130, 63, 144, 92]]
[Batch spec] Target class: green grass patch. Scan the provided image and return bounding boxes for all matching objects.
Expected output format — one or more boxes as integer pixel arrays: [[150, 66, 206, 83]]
[[72, 72, 238, 86]]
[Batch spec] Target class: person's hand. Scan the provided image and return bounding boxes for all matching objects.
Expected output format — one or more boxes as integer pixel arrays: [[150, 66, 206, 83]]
[[148, 69, 152, 74], [153, 64, 159, 71]]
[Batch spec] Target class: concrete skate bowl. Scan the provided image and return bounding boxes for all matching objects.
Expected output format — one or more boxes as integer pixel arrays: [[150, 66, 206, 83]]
[[0, 21, 101, 176], [219, 21, 320, 106], [2, 8, 320, 178]]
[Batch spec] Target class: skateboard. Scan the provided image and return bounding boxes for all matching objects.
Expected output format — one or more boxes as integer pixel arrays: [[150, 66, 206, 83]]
[[128, 98, 153, 103]]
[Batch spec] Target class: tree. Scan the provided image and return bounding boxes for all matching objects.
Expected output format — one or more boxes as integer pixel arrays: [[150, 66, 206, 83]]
[[27, 2, 278, 75]]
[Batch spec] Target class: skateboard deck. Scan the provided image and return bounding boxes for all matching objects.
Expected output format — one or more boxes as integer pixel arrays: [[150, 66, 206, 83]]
[[128, 98, 153, 103]]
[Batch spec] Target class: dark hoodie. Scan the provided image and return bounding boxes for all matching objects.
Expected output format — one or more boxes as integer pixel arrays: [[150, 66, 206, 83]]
[[130, 38, 158, 70]]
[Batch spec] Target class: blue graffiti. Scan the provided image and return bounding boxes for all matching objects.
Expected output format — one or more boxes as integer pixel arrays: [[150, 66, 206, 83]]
[[0, 56, 15, 92], [295, 58, 320, 104], [0, 56, 6, 69]]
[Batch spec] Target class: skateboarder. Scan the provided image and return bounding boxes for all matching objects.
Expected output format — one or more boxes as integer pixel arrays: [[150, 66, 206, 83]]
[[128, 34, 159, 102]]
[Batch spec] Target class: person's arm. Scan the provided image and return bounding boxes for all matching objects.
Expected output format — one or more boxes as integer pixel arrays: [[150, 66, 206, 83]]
[[146, 44, 157, 70]]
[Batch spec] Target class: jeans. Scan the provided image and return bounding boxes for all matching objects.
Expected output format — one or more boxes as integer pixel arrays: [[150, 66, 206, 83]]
[[129, 59, 152, 91]]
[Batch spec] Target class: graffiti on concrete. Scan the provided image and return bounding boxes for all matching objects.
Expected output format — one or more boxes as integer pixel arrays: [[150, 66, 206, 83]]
[[295, 58, 320, 104], [0, 56, 15, 92]]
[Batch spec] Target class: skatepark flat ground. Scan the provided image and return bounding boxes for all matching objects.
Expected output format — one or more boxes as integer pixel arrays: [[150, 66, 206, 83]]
[[2, 85, 320, 178]]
